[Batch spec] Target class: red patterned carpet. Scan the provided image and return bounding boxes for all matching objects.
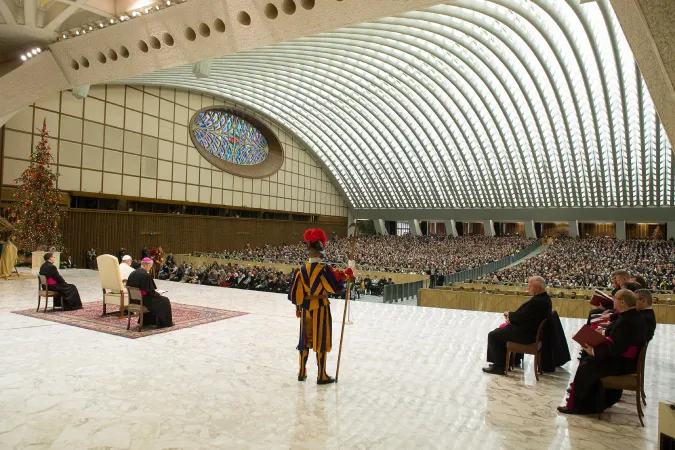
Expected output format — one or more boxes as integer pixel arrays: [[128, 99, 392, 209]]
[[12, 301, 247, 339]]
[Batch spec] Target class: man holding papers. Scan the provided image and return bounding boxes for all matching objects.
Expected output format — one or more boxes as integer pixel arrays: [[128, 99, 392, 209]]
[[586, 270, 630, 325], [483, 276, 552, 375], [126, 257, 174, 328], [558, 289, 647, 415]]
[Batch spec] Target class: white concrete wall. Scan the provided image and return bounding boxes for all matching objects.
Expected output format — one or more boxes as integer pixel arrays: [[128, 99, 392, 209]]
[[1, 85, 348, 217]]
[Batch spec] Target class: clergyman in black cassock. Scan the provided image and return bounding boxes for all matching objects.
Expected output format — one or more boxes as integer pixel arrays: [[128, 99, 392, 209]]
[[586, 270, 630, 325], [635, 289, 657, 342], [126, 259, 174, 328], [483, 276, 552, 375], [559, 289, 647, 415], [39, 252, 82, 310]]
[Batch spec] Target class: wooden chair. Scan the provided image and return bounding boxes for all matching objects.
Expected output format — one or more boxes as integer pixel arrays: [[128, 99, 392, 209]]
[[126, 286, 150, 332], [599, 344, 648, 427], [505, 317, 548, 381], [37, 275, 62, 313]]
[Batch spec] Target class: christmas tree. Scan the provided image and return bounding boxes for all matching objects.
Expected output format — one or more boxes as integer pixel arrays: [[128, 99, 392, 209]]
[[7, 119, 64, 252]]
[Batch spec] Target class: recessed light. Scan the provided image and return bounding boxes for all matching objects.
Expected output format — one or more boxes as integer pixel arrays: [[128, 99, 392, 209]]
[[88, 26, 93, 30], [21, 55, 27, 61], [76, 30, 80, 35], [62, 34, 67, 38], [36, 48, 41, 53], [99, 23, 104, 28], [31, 49, 37, 55]]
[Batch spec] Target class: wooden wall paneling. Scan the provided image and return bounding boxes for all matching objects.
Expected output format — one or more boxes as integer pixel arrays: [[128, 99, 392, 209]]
[[627, 223, 663, 239], [504, 223, 525, 235], [541, 222, 569, 237], [581, 223, 616, 237], [59, 210, 347, 266]]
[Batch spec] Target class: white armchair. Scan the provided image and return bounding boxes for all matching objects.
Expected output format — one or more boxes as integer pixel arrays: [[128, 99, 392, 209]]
[[97, 254, 128, 317]]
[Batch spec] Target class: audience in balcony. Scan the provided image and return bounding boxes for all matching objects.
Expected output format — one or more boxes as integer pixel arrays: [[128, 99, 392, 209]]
[[196, 235, 531, 274], [483, 236, 675, 290]]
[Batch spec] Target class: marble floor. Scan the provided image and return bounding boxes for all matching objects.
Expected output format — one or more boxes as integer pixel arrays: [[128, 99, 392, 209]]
[[1, 269, 673, 450]]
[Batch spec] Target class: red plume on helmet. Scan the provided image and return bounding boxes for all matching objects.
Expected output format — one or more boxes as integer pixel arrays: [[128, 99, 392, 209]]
[[303, 228, 327, 247]]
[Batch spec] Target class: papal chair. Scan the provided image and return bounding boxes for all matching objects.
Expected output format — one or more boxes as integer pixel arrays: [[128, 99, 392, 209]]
[[505, 317, 549, 381], [96, 254, 128, 317]]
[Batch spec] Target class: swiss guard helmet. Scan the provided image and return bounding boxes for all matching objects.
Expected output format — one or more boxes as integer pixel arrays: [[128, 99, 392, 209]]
[[304, 228, 328, 258]]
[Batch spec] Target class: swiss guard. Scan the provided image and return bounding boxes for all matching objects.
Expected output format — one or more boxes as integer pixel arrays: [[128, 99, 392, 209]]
[[289, 228, 353, 384]]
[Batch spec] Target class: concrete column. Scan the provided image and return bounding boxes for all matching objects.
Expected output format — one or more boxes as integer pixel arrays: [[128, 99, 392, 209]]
[[443, 220, 458, 237], [373, 219, 388, 236], [524, 220, 536, 239], [616, 220, 626, 240], [72, 85, 90, 100], [408, 219, 422, 236], [483, 220, 495, 237], [569, 220, 580, 238], [667, 222, 675, 240], [193, 60, 213, 79], [347, 210, 355, 237]]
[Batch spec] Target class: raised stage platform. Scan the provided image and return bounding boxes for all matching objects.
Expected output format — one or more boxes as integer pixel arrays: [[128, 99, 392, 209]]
[[421, 289, 675, 324], [1, 269, 673, 449]]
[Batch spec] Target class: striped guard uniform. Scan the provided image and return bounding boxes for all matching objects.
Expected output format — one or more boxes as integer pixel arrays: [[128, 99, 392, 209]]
[[288, 260, 344, 381]]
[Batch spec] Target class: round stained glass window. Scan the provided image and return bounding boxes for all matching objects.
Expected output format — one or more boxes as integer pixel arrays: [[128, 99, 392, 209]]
[[189, 107, 283, 178]]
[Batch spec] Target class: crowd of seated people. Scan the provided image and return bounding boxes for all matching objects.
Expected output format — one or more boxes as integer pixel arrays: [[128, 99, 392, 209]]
[[195, 234, 532, 274], [481, 236, 675, 291], [361, 275, 394, 296], [156, 260, 295, 294]]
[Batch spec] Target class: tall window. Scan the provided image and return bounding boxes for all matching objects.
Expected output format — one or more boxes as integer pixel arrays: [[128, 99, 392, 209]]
[[396, 221, 410, 236]]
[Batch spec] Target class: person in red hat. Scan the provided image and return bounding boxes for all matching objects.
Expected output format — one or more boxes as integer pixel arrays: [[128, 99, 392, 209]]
[[289, 228, 353, 384]]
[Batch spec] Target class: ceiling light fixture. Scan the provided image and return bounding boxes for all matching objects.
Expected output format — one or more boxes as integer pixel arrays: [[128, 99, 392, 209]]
[[99, 23, 104, 27], [155, 5, 159, 10], [88, 26, 93, 30], [76, 30, 80, 35], [110, 18, 115, 23], [21, 55, 27, 61], [166, 1, 170, 5], [36, 48, 41, 53], [62, 34, 67, 38], [31, 49, 37, 55]]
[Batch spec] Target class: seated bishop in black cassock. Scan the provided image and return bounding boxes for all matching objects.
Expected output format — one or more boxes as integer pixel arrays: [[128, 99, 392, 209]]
[[39, 252, 82, 310], [558, 289, 647, 415], [483, 276, 552, 375], [635, 289, 657, 342], [126, 258, 174, 328]]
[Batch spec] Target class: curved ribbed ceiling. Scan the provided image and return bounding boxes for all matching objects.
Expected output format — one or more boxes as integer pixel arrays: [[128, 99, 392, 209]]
[[124, 0, 673, 210]]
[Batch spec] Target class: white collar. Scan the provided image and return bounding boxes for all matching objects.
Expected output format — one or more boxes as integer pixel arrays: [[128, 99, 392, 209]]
[[309, 258, 321, 263]]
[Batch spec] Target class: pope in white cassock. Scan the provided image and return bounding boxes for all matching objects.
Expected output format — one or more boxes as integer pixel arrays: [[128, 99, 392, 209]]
[[119, 255, 135, 280]]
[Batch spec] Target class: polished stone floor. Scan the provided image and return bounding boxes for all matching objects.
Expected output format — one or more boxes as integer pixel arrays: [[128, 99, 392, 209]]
[[1, 269, 673, 449]]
